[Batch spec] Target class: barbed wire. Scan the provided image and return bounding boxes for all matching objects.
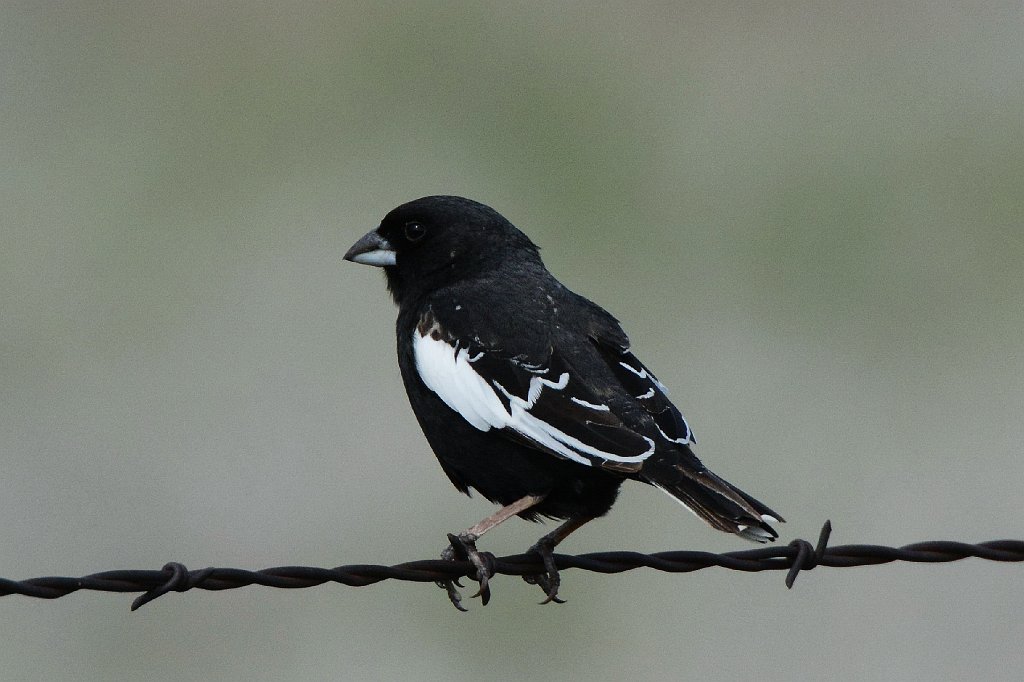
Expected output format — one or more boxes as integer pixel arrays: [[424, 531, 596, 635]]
[[2, 522, 1021, 611]]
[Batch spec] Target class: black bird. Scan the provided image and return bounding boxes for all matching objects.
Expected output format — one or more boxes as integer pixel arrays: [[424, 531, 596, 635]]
[[345, 196, 782, 608]]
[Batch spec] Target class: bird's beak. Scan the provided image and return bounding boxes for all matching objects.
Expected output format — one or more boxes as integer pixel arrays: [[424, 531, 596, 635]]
[[344, 230, 397, 267]]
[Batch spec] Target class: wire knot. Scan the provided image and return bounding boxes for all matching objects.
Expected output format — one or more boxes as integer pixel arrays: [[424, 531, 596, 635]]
[[131, 562, 215, 611], [785, 520, 832, 588]]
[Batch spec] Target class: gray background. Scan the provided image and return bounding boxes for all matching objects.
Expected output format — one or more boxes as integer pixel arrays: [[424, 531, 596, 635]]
[[3, 2, 1022, 680]]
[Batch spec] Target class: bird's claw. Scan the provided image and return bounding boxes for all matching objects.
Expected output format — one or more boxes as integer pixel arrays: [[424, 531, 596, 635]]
[[436, 532, 495, 610], [522, 537, 565, 604], [441, 578, 468, 612]]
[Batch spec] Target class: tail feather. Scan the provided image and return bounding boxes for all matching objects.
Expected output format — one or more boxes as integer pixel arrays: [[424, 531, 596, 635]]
[[650, 466, 784, 544]]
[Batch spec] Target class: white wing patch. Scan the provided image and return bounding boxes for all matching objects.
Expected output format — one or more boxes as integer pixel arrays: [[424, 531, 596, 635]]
[[413, 331, 656, 467], [412, 331, 508, 431]]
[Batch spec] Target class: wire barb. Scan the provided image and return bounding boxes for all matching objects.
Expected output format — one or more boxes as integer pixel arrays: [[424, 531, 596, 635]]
[[785, 519, 832, 588], [131, 563, 217, 611], [2, 521, 1021, 610]]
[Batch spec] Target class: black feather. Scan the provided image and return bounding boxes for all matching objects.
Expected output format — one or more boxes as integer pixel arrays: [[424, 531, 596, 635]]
[[346, 195, 784, 539]]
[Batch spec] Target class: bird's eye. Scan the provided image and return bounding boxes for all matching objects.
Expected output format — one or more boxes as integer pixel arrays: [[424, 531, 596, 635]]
[[404, 222, 427, 242]]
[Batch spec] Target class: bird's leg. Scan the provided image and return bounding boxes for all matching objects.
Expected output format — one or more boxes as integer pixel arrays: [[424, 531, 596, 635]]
[[522, 515, 595, 604], [438, 494, 546, 611]]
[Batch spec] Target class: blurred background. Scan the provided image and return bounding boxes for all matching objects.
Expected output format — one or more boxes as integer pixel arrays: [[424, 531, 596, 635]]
[[2, 1, 1022, 680]]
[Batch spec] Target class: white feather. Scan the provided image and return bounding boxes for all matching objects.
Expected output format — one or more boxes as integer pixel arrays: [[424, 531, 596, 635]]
[[493, 370, 656, 465], [618, 361, 645, 377], [413, 333, 508, 431], [494, 372, 569, 409], [570, 397, 610, 412], [656, 423, 693, 446]]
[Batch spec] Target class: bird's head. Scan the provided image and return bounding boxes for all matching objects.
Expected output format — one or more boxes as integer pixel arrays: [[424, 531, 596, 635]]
[[345, 195, 541, 304]]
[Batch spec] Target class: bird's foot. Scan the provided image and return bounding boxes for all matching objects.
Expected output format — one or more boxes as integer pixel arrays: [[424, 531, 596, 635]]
[[436, 532, 496, 611], [522, 536, 566, 604]]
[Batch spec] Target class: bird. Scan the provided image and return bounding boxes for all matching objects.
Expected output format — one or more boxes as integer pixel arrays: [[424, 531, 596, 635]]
[[344, 195, 783, 608]]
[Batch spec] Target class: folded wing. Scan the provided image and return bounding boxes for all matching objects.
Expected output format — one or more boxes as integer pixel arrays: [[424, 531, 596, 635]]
[[412, 311, 657, 472]]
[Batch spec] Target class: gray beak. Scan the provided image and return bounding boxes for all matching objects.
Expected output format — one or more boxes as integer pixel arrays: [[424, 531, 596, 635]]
[[344, 230, 397, 267]]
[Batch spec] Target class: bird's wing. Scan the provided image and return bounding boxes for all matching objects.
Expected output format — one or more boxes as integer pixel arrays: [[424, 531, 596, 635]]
[[412, 309, 657, 473], [588, 332, 697, 448]]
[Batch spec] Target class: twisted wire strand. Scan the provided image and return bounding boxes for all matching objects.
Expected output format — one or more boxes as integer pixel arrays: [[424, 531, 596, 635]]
[[1, 522, 1021, 611]]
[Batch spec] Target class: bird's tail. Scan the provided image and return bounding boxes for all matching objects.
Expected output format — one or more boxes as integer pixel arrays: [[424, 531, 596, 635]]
[[646, 464, 783, 543]]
